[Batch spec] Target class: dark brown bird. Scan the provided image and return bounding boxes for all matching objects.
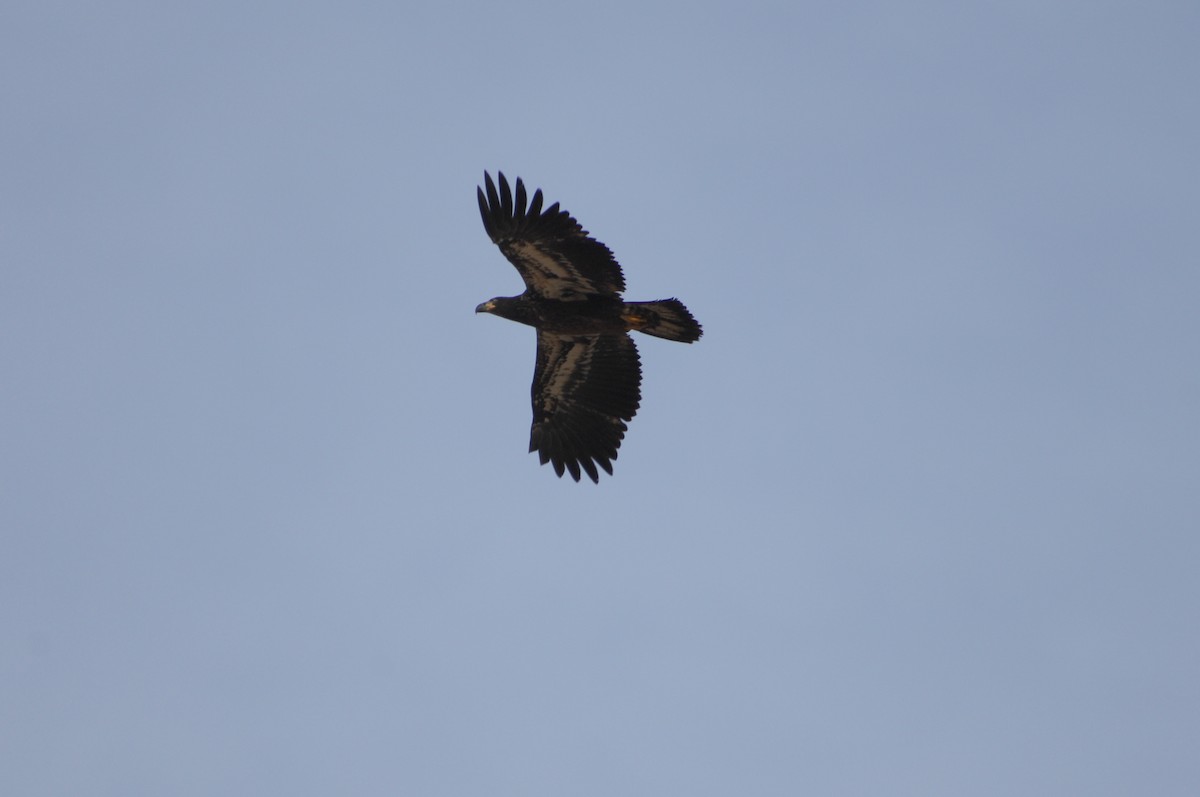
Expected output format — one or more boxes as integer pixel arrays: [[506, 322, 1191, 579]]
[[475, 172, 702, 482]]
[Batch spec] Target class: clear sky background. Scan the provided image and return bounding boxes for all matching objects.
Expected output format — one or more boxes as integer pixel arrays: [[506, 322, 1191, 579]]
[[3, 2, 1198, 795]]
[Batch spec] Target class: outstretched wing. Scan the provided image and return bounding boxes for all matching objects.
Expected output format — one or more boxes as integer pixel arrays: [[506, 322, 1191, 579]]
[[529, 331, 642, 483], [478, 171, 626, 301]]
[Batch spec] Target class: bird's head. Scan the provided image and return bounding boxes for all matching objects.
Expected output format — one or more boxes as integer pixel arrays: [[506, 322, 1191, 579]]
[[475, 295, 535, 326]]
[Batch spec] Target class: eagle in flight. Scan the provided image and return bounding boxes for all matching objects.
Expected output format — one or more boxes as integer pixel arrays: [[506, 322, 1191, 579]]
[[475, 171, 702, 482]]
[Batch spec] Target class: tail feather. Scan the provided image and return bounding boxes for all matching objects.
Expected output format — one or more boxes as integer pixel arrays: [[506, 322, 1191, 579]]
[[623, 298, 703, 343]]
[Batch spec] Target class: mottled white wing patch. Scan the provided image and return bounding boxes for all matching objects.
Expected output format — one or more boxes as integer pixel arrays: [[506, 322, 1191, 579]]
[[504, 241, 596, 301], [534, 335, 597, 416]]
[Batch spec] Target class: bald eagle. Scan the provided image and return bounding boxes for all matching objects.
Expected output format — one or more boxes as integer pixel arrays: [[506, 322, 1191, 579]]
[[475, 172, 702, 482]]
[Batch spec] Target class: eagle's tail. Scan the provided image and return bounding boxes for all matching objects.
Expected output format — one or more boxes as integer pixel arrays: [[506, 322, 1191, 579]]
[[622, 299, 703, 343]]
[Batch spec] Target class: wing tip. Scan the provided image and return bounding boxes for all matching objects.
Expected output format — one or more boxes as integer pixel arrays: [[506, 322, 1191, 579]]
[[477, 185, 496, 239], [481, 170, 541, 235]]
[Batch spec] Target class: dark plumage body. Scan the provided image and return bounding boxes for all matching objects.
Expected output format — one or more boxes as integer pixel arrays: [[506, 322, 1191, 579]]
[[479, 294, 625, 335], [475, 172, 702, 482]]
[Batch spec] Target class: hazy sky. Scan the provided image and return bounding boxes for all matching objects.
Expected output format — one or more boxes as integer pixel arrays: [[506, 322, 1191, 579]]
[[3, 2, 1198, 795]]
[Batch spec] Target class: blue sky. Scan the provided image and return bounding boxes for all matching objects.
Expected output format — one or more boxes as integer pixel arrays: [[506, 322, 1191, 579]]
[[3, 1, 1198, 794]]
